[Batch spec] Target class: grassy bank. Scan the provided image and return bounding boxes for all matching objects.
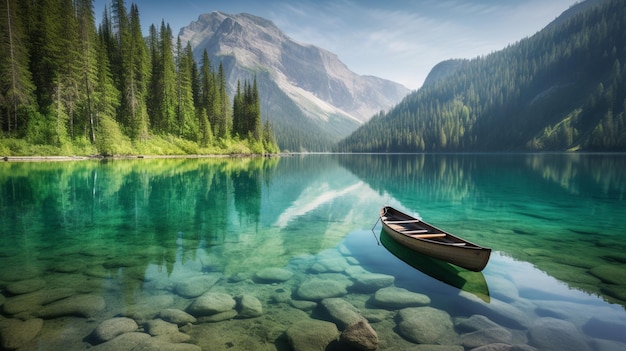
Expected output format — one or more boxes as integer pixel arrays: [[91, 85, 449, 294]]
[[0, 134, 275, 158]]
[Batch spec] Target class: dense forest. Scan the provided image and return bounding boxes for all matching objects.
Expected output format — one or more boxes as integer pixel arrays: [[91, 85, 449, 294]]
[[336, 0, 626, 152], [0, 0, 278, 156]]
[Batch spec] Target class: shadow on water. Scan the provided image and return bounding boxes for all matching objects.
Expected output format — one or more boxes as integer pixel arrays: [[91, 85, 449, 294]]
[[378, 230, 490, 303]]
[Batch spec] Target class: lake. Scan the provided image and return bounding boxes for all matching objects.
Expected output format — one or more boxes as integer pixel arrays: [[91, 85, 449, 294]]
[[0, 153, 625, 350]]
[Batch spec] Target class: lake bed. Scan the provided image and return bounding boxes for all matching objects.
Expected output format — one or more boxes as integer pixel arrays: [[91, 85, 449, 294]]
[[1, 154, 625, 350]]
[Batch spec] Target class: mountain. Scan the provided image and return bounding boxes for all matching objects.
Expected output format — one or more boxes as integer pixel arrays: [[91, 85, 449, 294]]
[[336, 0, 626, 152], [421, 59, 466, 87], [178, 12, 409, 151]]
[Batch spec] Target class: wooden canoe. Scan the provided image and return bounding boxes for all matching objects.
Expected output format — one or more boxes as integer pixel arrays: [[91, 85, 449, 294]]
[[380, 206, 491, 272]]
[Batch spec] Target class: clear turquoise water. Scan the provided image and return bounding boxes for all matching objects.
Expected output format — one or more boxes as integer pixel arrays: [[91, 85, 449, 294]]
[[0, 154, 625, 350]]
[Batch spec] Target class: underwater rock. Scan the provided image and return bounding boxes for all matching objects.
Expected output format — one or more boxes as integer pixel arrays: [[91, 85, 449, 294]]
[[528, 317, 591, 351], [144, 318, 179, 336], [175, 273, 221, 298], [455, 315, 502, 333], [132, 338, 201, 351], [186, 292, 236, 317], [372, 286, 430, 309], [237, 294, 263, 318], [350, 273, 395, 293], [124, 295, 175, 323], [486, 276, 520, 302], [296, 278, 349, 301], [310, 256, 350, 273], [321, 298, 364, 328], [397, 307, 458, 345], [90, 332, 151, 351], [196, 310, 238, 323], [458, 292, 531, 329], [286, 319, 340, 351], [92, 317, 138, 343], [340, 319, 379, 351], [583, 316, 626, 343], [35, 294, 105, 319], [290, 299, 318, 311], [2, 288, 75, 315], [159, 309, 197, 326], [589, 265, 626, 285], [0, 318, 43, 350], [253, 267, 294, 283], [460, 327, 513, 348], [5, 279, 46, 295]]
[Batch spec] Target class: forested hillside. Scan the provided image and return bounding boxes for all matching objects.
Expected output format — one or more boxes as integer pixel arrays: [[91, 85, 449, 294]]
[[336, 0, 626, 152], [0, 0, 278, 156]]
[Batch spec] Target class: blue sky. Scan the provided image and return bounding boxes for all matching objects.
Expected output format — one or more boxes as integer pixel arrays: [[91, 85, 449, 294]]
[[93, 0, 578, 89]]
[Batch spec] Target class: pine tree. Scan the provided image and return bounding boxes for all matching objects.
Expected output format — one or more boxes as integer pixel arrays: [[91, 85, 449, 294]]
[[126, 3, 149, 140], [217, 62, 231, 138], [0, 0, 35, 135], [175, 36, 198, 140], [75, 0, 100, 143]]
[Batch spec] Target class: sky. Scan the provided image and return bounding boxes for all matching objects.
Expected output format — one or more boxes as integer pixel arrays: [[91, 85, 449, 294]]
[[93, 0, 579, 89]]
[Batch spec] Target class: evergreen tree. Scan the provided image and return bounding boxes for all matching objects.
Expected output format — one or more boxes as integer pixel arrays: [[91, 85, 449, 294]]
[[199, 50, 216, 137], [175, 36, 198, 140], [217, 62, 231, 138], [232, 77, 261, 141], [125, 3, 149, 140], [75, 0, 100, 143], [232, 80, 243, 137], [0, 0, 35, 135]]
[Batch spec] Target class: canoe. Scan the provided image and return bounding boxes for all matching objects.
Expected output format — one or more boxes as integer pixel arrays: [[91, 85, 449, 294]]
[[379, 230, 490, 302], [380, 206, 491, 272]]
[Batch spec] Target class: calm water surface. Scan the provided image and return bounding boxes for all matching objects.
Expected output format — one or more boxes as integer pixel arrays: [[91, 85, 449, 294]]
[[0, 154, 625, 350]]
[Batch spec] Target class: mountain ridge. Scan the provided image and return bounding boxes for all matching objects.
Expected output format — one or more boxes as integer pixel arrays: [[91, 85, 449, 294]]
[[179, 12, 410, 151], [336, 0, 626, 152]]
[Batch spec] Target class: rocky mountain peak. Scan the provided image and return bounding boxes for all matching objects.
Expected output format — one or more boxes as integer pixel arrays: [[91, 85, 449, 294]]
[[178, 12, 410, 150]]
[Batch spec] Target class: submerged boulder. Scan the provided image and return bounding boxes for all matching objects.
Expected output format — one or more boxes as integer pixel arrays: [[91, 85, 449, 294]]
[[35, 294, 105, 319], [6, 279, 46, 295], [175, 274, 221, 298], [158, 309, 197, 326], [397, 307, 458, 345], [286, 319, 340, 351], [321, 298, 364, 328], [253, 267, 294, 283], [340, 319, 379, 351], [0, 318, 44, 350], [237, 294, 263, 318], [528, 317, 591, 351], [186, 292, 236, 317], [372, 286, 430, 309], [296, 278, 349, 301], [91, 317, 138, 343]]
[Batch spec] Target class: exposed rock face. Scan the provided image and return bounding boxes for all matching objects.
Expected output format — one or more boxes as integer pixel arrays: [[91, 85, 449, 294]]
[[178, 12, 409, 150]]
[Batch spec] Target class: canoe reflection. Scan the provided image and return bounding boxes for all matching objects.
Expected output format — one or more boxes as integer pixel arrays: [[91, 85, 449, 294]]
[[379, 230, 490, 302]]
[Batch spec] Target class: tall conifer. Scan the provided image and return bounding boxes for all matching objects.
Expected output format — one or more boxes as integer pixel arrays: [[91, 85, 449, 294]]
[[0, 0, 35, 135]]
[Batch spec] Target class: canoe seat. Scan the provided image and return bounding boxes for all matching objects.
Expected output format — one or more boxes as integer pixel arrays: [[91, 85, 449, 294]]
[[402, 229, 429, 234], [410, 233, 446, 238], [387, 219, 421, 224]]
